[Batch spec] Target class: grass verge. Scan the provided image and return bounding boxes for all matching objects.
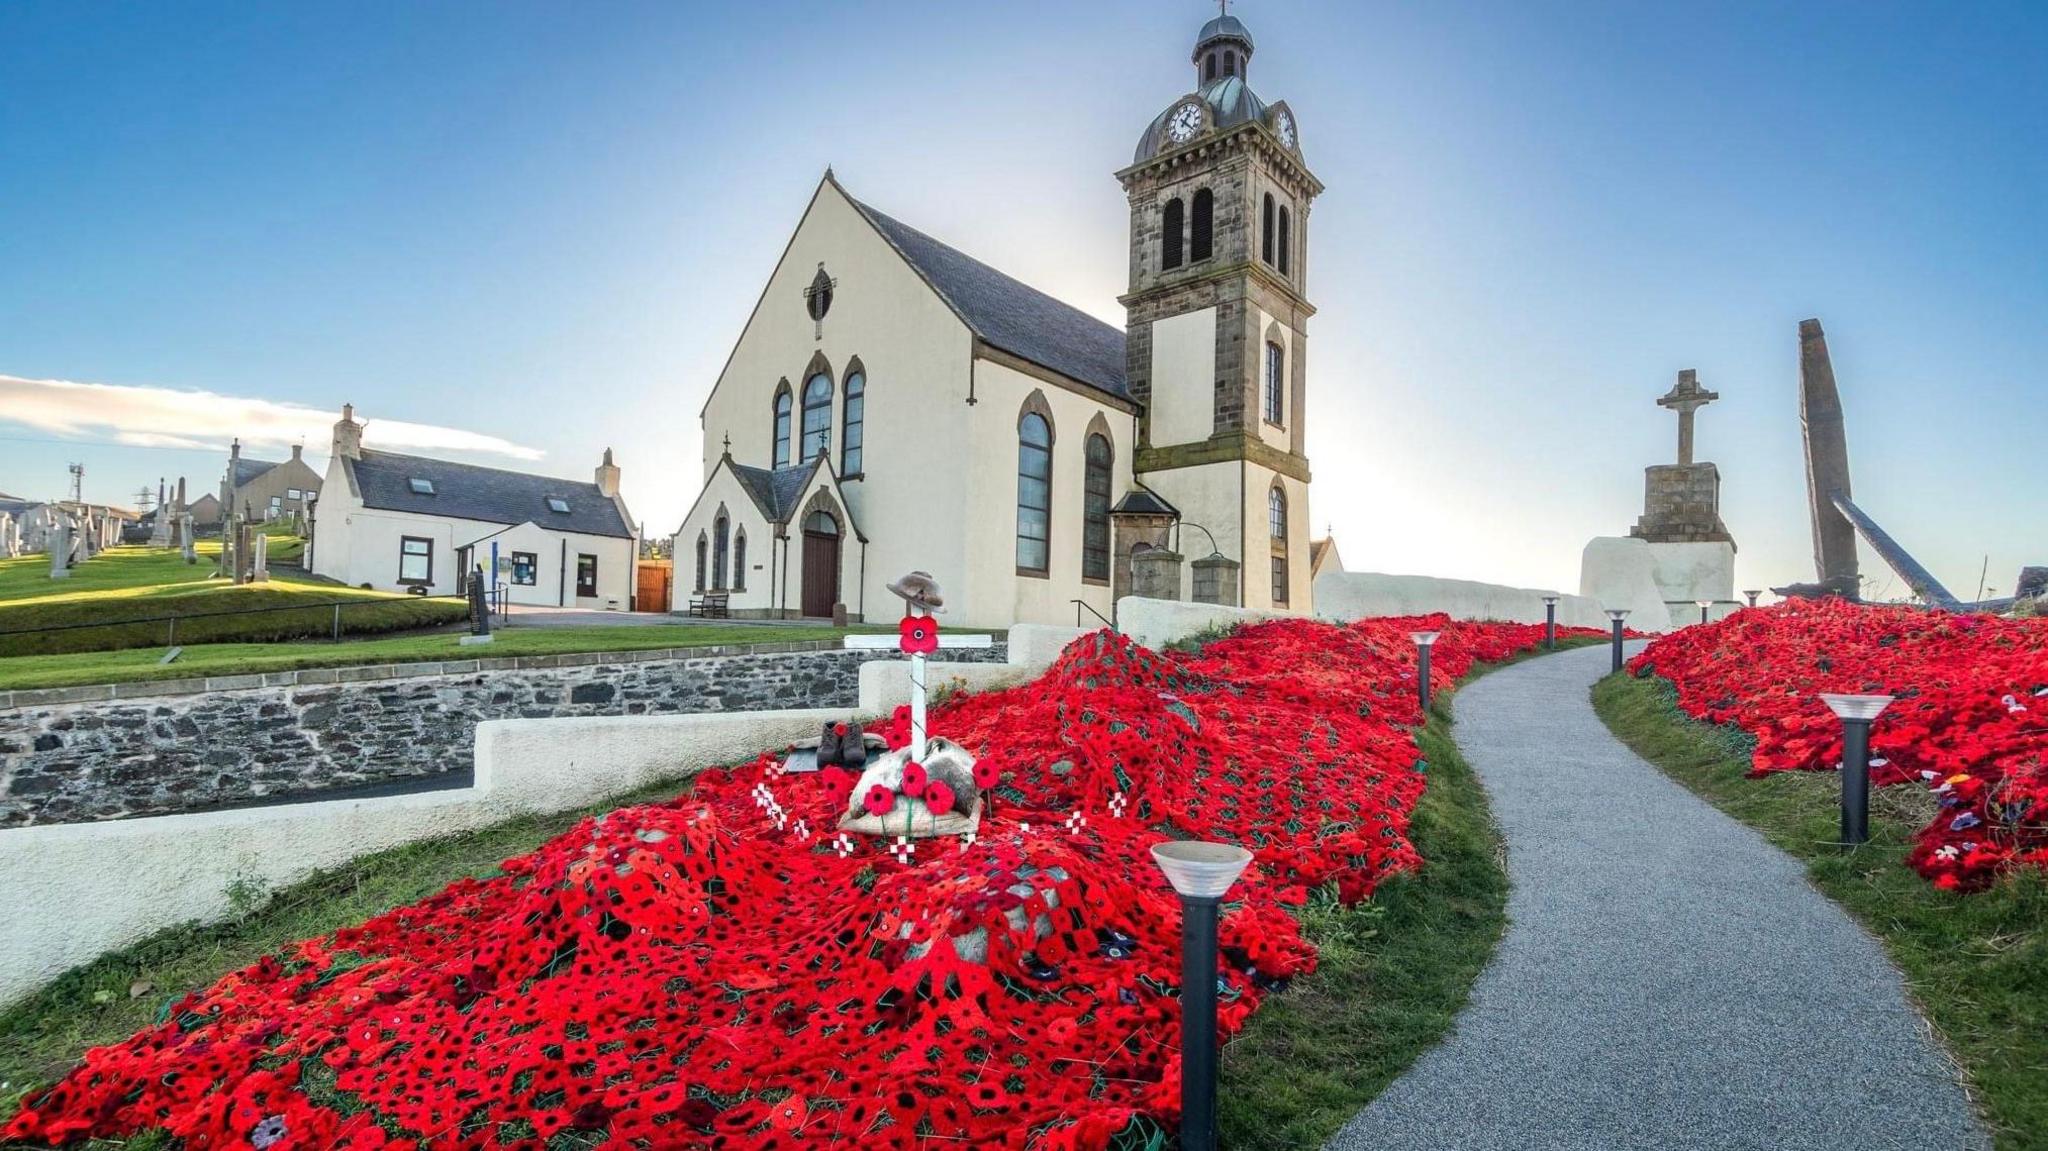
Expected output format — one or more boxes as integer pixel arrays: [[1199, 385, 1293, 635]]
[[1593, 670, 2048, 1151], [1219, 668, 1513, 1148]]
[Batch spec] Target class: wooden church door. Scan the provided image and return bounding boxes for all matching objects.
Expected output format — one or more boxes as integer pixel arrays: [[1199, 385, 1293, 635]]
[[800, 511, 840, 618]]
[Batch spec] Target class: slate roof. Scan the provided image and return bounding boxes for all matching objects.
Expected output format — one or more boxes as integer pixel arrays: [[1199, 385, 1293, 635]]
[[231, 457, 281, 488], [345, 449, 633, 539], [1110, 489, 1179, 517], [729, 460, 817, 524], [851, 198, 1129, 402]]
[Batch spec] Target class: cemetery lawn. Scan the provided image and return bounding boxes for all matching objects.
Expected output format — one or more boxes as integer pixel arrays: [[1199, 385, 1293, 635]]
[[1595, 670, 2048, 1151], [0, 623, 895, 691]]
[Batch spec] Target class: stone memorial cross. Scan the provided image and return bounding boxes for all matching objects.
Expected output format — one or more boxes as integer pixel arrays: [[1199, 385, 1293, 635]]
[[1657, 369, 1720, 466]]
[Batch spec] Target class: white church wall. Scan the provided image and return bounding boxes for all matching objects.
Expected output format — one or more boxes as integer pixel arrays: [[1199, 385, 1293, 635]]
[[1148, 307, 1217, 446], [1252, 305, 1295, 455], [1239, 462, 1310, 612], [672, 466, 777, 614]]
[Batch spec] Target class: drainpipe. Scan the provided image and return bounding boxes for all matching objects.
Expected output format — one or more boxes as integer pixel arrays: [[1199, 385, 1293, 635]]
[[558, 539, 567, 607]]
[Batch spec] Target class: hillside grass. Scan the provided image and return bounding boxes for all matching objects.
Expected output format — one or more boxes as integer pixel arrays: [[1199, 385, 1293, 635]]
[[1594, 670, 2048, 1151]]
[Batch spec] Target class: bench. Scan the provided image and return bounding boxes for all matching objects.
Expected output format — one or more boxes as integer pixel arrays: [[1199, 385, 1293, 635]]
[[687, 591, 730, 618]]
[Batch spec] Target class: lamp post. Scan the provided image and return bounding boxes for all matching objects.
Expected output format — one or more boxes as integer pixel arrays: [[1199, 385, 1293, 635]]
[[1411, 631, 1440, 711], [1541, 595, 1559, 650], [1744, 589, 1762, 608], [1696, 599, 1712, 626], [1820, 694, 1893, 846], [1606, 609, 1629, 674], [1151, 841, 1254, 1151]]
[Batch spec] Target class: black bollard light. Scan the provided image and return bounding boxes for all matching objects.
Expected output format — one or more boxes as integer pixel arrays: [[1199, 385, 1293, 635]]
[[1151, 841, 1253, 1151], [1820, 693, 1893, 846], [1696, 599, 1712, 626], [1744, 589, 1762, 608], [1606, 608, 1629, 673], [1411, 630, 1440, 711], [1541, 595, 1559, 650]]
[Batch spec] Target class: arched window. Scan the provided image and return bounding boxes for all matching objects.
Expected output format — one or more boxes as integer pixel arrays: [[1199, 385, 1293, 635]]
[[1203, 52, 1217, 82], [772, 386, 792, 468], [713, 513, 729, 590], [1261, 193, 1276, 265], [1264, 340, 1285, 425], [1161, 198, 1185, 271], [1190, 189, 1214, 261], [800, 372, 832, 463], [1083, 433, 1112, 582], [1278, 206, 1292, 275], [1269, 485, 1289, 606], [694, 532, 708, 593], [1224, 50, 1237, 77], [841, 368, 865, 476], [732, 529, 747, 591], [1016, 411, 1052, 575], [804, 510, 838, 537]]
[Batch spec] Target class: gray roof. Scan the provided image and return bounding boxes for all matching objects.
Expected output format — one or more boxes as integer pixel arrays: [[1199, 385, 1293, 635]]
[[345, 449, 633, 539], [1135, 75, 1272, 163], [231, 457, 280, 488], [728, 460, 816, 524], [0, 497, 38, 519], [851, 198, 1129, 402], [1110, 489, 1179, 517], [1196, 14, 1254, 51]]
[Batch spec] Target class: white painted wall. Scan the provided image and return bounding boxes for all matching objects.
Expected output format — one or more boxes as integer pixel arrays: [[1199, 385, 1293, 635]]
[[1148, 307, 1217, 446], [318, 503, 632, 607], [1579, 536, 1678, 632], [1004, 623, 1092, 667], [1252, 305, 1294, 454], [1645, 540, 1737, 605], [1312, 571, 1613, 629], [671, 465, 781, 615], [1117, 595, 1287, 650], [0, 707, 844, 1008]]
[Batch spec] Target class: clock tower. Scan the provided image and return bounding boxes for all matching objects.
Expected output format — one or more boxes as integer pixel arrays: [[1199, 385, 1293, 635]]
[[1119, 10, 1321, 611]]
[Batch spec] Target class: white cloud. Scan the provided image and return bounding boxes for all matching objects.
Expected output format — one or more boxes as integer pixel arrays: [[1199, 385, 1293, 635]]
[[0, 374, 545, 461]]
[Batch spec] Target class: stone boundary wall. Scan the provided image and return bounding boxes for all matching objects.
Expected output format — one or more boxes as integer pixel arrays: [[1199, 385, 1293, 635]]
[[0, 644, 1004, 827]]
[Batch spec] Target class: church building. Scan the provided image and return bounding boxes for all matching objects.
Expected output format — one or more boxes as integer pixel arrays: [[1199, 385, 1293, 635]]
[[671, 13, 1319, 627]]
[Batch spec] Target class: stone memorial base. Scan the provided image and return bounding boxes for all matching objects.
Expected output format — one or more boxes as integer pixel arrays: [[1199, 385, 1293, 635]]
[[1578, 537, 1674, 631], [1644, 540, 1736, 606]]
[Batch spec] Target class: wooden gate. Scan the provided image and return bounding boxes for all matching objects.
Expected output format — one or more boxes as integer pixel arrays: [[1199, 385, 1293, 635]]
[[635, 560, 673, 613]]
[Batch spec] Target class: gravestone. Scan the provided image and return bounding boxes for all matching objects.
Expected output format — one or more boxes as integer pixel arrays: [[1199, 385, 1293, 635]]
[[0, 511, 15, 558], [49, 522, 71, 579], [148, 478, 172, 547], [180, 515, 198, 563], [252, 533, 270, 582], [1131, 548, 1184, 601]]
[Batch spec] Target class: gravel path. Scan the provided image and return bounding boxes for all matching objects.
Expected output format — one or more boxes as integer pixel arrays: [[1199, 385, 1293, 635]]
[[1323, 642, 1987, 1151]]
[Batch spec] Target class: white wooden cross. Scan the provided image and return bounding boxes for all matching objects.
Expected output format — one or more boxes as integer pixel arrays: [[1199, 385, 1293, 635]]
[[843, 625, 994, 759]]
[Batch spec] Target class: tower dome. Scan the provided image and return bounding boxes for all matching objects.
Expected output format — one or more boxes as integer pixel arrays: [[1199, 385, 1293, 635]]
[[1192, 13, 1254, 86]]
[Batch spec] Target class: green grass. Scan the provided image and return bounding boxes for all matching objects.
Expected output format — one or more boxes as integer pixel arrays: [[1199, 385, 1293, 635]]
[[1594, 671, 2048, 1151], [0, 622, 894, 691], [1219, 662, 1522, 1148]]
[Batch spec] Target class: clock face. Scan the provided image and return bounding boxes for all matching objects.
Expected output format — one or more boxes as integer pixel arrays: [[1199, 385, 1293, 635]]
[[1166, 102, 1204, 144], [1275, 111, 1296, 149]]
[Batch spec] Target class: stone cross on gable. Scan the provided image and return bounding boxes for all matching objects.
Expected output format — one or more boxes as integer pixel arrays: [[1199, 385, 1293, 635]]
[[1657, 369, 1720, 466]]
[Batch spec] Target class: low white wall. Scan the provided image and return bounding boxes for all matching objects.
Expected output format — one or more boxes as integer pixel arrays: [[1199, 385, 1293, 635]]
[[1116, 597, 1287, 650], [1004, 623, 1093, 667], [0, 707, 838, 1009], [1312, 571, 1612, 630], [856, 661, 1039, 712]]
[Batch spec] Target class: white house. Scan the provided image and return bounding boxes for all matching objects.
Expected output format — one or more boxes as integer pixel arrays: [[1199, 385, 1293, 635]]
[[673, 13, 1321, 627], [310, 406, 638, 608]]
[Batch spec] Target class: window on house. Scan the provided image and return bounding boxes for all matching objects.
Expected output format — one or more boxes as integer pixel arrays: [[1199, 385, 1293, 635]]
[[1161, 197, 1184, 270], [546, 497, 570, 514], [1083, 433, 1111, 582], [1191, 189, 1213, 261], [286, 488, 301, 501], [1016, 412, 1052, 574], [1261, 193, 1276, 265], [409, 477, 434, 495], [269, 495, 281, 510], [713, 514, 730, 590], [1264, 341, 1285, 425], [399, 536, 433, 585], [1269, 486, 1289, 606], [1278, 206, 1292, 275], [694, 533, 707, 593], [842, 370, 864, 476], [733, 529, 747, 591], [772, 387, 792, 468], [576, 553, 598, 598], [801, 372, 832, 463], [511, 551, 537, 586]]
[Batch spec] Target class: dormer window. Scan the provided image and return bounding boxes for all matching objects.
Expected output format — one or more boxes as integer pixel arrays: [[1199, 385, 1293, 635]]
[[408, 478, 434, 495], [546, 497, 571, 514]]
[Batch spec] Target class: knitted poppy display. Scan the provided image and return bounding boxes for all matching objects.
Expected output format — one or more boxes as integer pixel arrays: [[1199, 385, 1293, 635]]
[[1631, 599, 2048, 889], [4, 616, 1586, 1150]]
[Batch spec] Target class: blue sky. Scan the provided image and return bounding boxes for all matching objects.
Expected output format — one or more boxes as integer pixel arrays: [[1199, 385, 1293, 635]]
[[2, 1, 2042, 599]]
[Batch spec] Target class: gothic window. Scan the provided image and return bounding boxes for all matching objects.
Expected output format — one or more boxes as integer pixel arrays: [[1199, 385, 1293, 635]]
[[713, 513, 729, 590], [772, 385, 792, 468], [1261, 193, 1276, 265], [1161, 197, 1185, 271], [841, 367, 865, 476], [801, 372, 832, 463], [1190, 189, 1213, 261], [1083, 433, 1112, 582], [1264, 340, 1285, 425], [1278, 206, 1293, 275], [1269, 485, 1290, 606], [694, 532, 708, 593], [732, 529, 747, 591], [1016, 408, 1053, 575]]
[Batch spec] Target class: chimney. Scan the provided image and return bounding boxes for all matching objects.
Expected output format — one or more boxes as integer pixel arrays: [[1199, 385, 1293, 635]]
[[595, 447, 621, 498], [332, 403, 363, 461], [291, 443, 303, 462], [230, 439, 241, 464]]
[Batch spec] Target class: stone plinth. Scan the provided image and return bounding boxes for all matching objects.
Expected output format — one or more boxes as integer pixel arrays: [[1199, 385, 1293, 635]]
[[1644, 540, 1736, 607], [1631, 463, 1732, 544], [1579, 537, 1674, 631], [1131, 549, 1184, 601], [1190, 553, 1239, 606]]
